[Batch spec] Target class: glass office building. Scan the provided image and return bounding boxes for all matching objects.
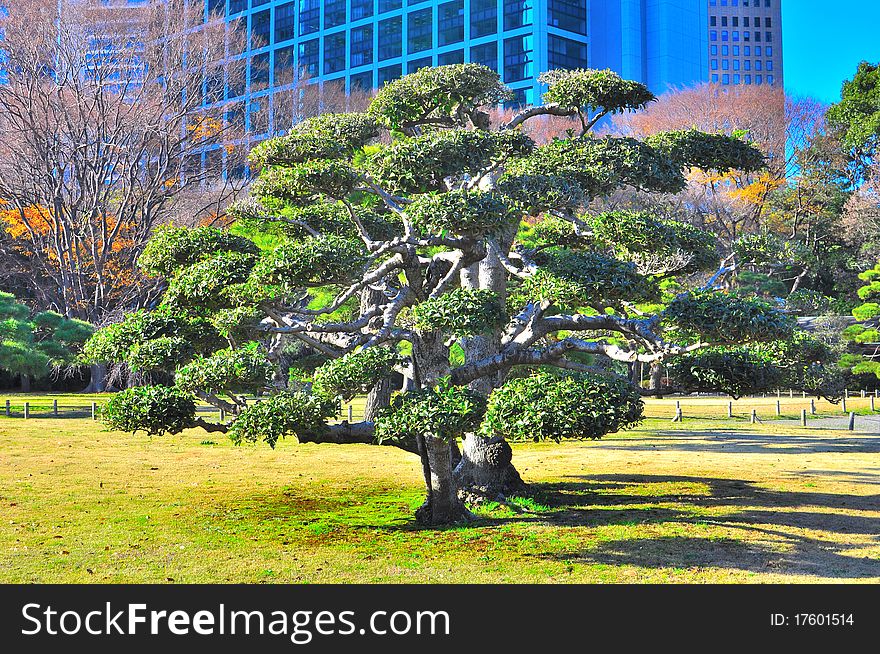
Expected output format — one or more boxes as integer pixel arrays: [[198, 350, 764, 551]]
[[208, 1, 710, 137]]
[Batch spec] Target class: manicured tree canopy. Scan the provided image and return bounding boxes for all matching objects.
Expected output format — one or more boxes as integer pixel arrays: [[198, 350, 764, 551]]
[[841, 261, 880, 377], [0, 292, 93, 381], [87, 65, 802, 525]]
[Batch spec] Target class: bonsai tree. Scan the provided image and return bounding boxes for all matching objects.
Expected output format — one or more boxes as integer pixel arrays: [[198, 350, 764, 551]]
[[87, 65, 819, 525], [0, 292, 93, 390]]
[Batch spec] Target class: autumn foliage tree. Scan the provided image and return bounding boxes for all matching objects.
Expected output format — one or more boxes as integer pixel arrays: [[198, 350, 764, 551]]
[[86, 66, 840, 525]]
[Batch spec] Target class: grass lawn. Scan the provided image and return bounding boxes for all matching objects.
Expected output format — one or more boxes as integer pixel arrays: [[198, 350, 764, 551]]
[[1, 415, 879, 583]]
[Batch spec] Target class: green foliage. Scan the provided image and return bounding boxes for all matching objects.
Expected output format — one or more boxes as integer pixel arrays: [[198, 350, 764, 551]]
[[312, 346, 401, 401], [496, 174, 586, 213], [227, 391, 337, 447], [645, 129, 765, 173], [103, 386, 197, 436], [83, 306, 224, 372], [852, 302, 880, 321], [0, 292, 93, 378], [366, 129, 533, 193], [250, 160, 360, 206], [734, 231, 811, 268], [507, 136, 685, 199], [138, 226, 258, 278], [406, 189, 514, 236], [481, 371, 643, 442], [251, 235, 368, 290], [249, 113, 380, 168], [540, 68, 655, 114], [410, 289, 506, 337], [175, 344, 274, 395], [588, 211, 719, 274], [163, 251, 257, 310], [667, 348, 782, 399], [375, 381, 487, 443], [826, 62, 880, 153], [519, 249, 658, 310], [664, 290, 795, 344], [368, 64, 512, 129], [669, 333, 844, 400]]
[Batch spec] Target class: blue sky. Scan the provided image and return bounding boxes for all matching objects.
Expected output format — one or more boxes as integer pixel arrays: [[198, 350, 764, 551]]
[[784, 0, 880, 103]]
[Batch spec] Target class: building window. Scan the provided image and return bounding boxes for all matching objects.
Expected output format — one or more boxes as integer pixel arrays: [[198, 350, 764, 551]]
[[438, 50, 464, 65], [722, 74, 730, 84], [407, 7, 433, 54], [733, 74, 740, 84], [503, 0, 532, 31], [275, 2, 296, 44], [250, 52, 270, 91], [547, 0, 586, 36], [299, 0, 320, 36], [439, 1, 465, 46], [548, 35, 585, 71], [351, 71, 373, 91], [251, 9, 270, 48], [378, 64, 402, 85], [408, 57, 432, 73], [324, 0, 346, 29], [745, 74, 751, 84], [711, 59, 718, 70], [351, 0, 374, 21], [768, 74, 774, 85], [298, 38, 319, 77], [711, 73, 719, 83], [273, 45, 295, 87], [470, 42, 498, 72], [229, 0, 247, 14], [471, 0, 498, 38], [324, 32, 346, 75], [756, 74, 762, 84], [378, 16, 402, 61], [379, 0, 402, 12], [711, 45, 717, 55], [351, 25, 373, 68], [503, 35, 532, 83]]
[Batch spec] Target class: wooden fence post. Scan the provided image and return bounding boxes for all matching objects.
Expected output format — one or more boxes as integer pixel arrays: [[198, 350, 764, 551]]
[[801, 409, 807, 427], [348, 405, 354, 422], [849, 412, 856, 431], [789, 389, 794, 398], [727, 401, 733, 418], [775, 400, 781, 416], [24, 402, 29, 419], [872, 396, 876, 412], [842, 397, 847, 413], [52, 399, 58, 416], [91, 403, 97, 421], [750, 409, 757, 424], [810, 399, 816, 415], [4, 399, 9, 417], [219, 408, 226, 422]]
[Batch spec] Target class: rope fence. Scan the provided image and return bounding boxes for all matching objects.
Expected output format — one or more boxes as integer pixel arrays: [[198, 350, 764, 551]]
[[1, 391, 878, 432]]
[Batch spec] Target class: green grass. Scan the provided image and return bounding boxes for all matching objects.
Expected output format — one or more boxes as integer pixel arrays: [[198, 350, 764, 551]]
[[1, 415, 879, 583]]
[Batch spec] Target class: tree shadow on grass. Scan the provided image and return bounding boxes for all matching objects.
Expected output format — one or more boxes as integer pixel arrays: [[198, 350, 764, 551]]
[[520, 474, 880, 579], [594, 431, 880, 455]]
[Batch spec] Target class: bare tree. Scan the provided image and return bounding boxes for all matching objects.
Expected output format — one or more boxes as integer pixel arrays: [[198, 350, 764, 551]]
[[0, 0, 248, 329]]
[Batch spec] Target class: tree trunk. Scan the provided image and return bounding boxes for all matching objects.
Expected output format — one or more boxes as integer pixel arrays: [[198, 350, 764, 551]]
[[454, 433, 527, 503], [415, 433, 472, 525], [19, 374, 30, 393], [83, 363, 108, 393], [650, 362, 664, 397], [363, 376, 393, 422]]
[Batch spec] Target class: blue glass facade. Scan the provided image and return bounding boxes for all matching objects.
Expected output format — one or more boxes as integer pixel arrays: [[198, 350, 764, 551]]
[[210, 1, 708, 136]]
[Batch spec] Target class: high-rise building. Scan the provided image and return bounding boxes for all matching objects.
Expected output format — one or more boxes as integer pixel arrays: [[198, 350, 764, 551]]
[[215, 1, 711, 138], [707, 0, 783, 87]]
